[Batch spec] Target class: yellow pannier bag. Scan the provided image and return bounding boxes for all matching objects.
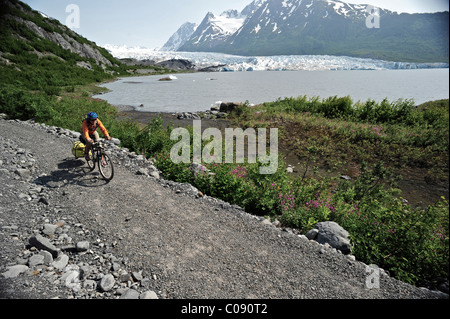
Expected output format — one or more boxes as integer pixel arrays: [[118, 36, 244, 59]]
[[72, 141, 86, 158]]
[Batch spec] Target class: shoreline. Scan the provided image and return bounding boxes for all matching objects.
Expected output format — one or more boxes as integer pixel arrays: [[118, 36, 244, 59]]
[[113, 104, 232, 132]]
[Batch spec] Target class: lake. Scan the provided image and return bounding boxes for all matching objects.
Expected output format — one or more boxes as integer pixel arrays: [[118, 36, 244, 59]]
[[94, 69, 449, 113]]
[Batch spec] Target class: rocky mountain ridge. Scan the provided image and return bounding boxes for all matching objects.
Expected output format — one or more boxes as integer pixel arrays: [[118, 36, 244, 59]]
[[168, 0, 449, 63], [161, 22, 198, 52]]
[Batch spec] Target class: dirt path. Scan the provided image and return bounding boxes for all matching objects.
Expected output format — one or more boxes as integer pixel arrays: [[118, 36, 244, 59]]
[[0, 118, 446, 301]]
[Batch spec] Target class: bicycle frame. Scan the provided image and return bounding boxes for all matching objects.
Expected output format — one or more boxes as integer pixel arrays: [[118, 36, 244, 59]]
[[86, 141, 114, 181]]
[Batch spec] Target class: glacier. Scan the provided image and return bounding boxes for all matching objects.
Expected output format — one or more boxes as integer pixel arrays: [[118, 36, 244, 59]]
[[103, 45, 449, 72]]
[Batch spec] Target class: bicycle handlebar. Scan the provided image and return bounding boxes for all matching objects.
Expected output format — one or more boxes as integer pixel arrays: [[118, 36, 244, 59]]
[[91, 139, 114, 149], [90, 141, 104, 149]]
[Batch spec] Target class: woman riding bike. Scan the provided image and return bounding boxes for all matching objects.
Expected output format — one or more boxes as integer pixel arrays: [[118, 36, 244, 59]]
[[80, 112, 111, 161]]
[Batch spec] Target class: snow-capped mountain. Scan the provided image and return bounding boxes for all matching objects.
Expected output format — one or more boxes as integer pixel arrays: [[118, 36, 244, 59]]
[[179, 10, 247, 51], [172, 0, 449, 63], [178, 0, 382, 52], [160, 22, 198, 51]]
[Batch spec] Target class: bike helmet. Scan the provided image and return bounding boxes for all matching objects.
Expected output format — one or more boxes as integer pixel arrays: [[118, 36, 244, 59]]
[[87, 112, 98, 120]]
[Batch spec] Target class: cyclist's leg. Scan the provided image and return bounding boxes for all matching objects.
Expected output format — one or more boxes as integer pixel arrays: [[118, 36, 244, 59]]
[[91, 132, 102, 161], [80, 135, 95, 160], [92, 131, 100, 142], [92, 132, 109, 166]]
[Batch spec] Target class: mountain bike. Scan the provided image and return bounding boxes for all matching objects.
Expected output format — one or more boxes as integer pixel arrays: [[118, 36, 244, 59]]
[[86, 141, 114, 181]]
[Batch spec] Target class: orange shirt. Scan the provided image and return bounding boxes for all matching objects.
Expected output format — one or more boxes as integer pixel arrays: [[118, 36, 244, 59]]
[[82, 119, 109, 141]]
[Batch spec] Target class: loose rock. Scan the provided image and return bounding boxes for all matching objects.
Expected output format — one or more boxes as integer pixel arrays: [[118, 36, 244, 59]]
[[2, 265, 29, 279], [29, 234, 59, 258], [99, 274, 115, 292]]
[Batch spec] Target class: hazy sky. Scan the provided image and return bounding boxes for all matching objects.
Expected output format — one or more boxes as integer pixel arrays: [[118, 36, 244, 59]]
[[22, 0, 449, 48]]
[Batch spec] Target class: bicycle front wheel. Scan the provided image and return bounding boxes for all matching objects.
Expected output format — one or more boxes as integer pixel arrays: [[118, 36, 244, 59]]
[[98, 153, 114, 181]]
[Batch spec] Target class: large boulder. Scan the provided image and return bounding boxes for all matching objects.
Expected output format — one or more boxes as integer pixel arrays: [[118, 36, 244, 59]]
[[309, 221, 352, 255], [219, 102, 242, 113]]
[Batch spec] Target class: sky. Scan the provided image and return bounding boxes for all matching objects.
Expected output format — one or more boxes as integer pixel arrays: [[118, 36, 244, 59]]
[[22, 0, 450, 49]]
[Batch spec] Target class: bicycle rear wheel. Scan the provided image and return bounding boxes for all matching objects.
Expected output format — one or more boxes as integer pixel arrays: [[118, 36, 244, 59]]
[[98, 153, 114, 181]]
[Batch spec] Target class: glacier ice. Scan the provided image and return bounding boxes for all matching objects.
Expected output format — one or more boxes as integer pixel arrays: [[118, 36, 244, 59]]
[[103, 45, 449, 72]]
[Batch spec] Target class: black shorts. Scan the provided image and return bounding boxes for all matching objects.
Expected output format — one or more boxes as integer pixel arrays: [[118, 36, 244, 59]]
[[80, 131, 100, 144]]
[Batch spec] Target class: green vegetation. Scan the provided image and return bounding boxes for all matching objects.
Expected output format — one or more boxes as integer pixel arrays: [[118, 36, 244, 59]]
[[1, 3, 111, 91], [0, 86, 141, 145]]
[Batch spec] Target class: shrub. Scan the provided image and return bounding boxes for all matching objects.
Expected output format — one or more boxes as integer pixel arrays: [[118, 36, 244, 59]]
[[333, 195, 449, 285], [319, 96, 354, 119], [330, 163, 449, 285], [136, 115, 175, 157]]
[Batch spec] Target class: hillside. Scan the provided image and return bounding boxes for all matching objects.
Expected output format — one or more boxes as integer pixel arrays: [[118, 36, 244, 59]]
[[0, 0, 174, 96], [175, 0, 449, 63], [0, 0, 178, 128], [0, 0, 122, 91]]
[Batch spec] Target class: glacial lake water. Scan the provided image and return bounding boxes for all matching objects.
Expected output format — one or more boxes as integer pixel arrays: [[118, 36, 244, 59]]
[[94, 69, 449, 113]]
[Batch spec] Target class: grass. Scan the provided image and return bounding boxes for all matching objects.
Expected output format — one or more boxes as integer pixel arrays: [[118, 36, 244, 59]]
[[233, 97, 449, 181]]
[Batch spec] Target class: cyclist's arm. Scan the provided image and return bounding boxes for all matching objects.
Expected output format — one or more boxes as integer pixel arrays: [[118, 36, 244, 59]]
[[82, 120, 93, 144], [97, 119, 111, 139]]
